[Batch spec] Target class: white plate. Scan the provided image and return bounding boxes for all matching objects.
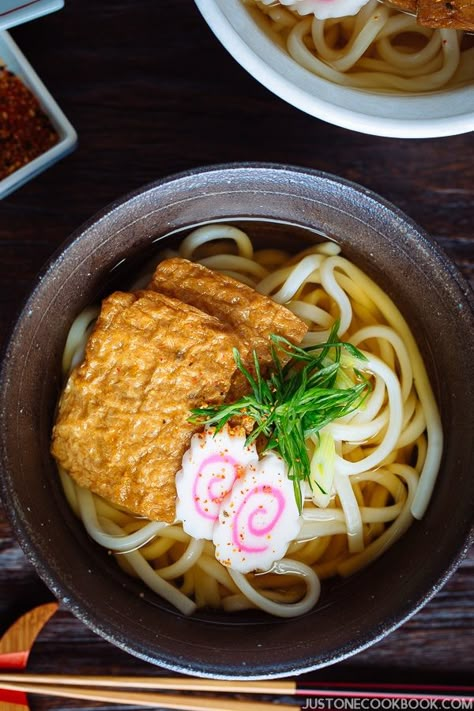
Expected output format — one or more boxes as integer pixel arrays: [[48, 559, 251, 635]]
[[0, 30, 77, 199], [0, 0, 63, 32]]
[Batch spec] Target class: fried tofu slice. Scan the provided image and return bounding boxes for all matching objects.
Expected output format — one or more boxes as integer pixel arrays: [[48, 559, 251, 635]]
[[386, 0, 417, 13], [51, 290, 241, 523], [149, 258, 308, 397], [416, 0, 474, 28]]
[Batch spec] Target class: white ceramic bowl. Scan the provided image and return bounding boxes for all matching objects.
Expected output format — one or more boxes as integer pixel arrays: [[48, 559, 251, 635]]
[[194, 0, 474, 139]]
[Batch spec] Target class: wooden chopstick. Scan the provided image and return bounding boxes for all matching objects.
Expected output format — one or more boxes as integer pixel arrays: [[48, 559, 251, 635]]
[[2, 604, 470, 708], [0, 673, 293, 694], [0, 679, 296, 711], [0, 674, 473, 702]]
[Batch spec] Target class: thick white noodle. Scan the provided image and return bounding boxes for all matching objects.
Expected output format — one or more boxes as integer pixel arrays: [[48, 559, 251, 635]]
[[345, 373, 385, 425], [299, 468, 409, 541], [325, 409, 388, 443], [401, 392, 416, 429], [62, 306, 99, 376], [211, 270, 258, 287], [101, 519, 197, 615], [337, 464, 417, 576], [350, 325, 413, 403], [334, 470, 364, 552], [76, 486, 167, 552], [301, 499, 403, 529], [397, 402, 427, 449], [154, 538, 205, 580], [59, 467, 79, 517], [297, 520, 349, 538], [319, 256, 353, 336], [258, 254, 323, 303], [198, 254, 269, 280], [228, 559, 321, 617], [334, 353, 403, 476], [310, 241, 341, 256], [302, 329, 334, 345], [322, 256, 441, 518], [311, 2, 390, 72], [179, 224, 254, 260], [285, 300, 333, 328], [266, 2, 467, 92], [196, 555, 240, 592]]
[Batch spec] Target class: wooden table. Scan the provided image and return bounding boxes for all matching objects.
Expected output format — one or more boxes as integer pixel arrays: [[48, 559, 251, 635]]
[[1, 1, 473, 708]]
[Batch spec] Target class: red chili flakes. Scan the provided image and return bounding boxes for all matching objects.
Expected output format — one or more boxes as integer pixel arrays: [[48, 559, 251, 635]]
[[0, 66, 58, 180]]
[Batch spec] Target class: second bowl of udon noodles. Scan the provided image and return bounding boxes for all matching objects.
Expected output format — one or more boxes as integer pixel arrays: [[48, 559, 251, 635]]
[[194, 0, 474, 138], [1, 164, 473, 678]]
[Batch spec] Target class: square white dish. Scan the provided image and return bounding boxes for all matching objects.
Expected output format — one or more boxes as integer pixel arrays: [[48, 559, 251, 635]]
[[0, 0, 64, 32], [0, 30, 77, 199]]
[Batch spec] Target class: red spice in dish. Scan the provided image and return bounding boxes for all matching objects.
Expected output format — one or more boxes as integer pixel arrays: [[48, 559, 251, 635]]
[[0, 66, 58, 180]]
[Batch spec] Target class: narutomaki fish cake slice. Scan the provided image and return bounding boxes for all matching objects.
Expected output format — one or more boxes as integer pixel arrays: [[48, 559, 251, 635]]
[[51, 289, 241, 523], [149, 258, 307, 397]]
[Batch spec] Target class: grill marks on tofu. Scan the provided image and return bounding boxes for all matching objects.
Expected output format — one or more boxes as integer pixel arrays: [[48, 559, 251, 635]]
[[51, 290, 242, 523], [149, 258, 308, 397]]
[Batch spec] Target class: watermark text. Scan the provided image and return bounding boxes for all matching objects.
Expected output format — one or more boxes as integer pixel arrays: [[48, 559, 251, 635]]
[[301, 698, 474, 710]]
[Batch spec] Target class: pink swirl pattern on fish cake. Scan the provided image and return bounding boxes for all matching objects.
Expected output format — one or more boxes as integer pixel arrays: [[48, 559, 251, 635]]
[[213, 452, 302, 573], [176, 427, 258, 540]]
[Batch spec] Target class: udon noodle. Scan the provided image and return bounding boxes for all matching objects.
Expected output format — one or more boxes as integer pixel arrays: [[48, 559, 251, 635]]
[[58, 224, 442, 618], [245, 0, 473, 91]]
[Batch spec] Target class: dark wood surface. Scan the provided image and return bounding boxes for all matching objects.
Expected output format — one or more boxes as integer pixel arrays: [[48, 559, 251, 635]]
[[0, 1, 473, 709]]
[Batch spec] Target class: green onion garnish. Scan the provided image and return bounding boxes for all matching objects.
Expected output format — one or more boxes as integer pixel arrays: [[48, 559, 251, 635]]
[[189, 321, 371, 511]]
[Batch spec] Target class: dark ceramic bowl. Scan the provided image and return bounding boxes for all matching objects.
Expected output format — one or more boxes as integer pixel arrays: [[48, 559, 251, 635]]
[[1, 164, 473, 679]]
